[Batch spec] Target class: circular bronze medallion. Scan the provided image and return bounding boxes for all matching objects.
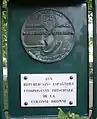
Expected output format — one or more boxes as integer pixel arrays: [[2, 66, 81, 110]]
[[21, 8, 75, 63]]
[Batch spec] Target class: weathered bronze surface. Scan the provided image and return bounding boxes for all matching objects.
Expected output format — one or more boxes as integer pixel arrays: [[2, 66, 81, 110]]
[[21, 8, 75, 63]]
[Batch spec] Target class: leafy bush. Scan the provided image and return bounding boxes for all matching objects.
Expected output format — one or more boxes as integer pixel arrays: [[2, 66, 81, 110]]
[[58, 108, 88, 119], [89, 62, 93, 80]]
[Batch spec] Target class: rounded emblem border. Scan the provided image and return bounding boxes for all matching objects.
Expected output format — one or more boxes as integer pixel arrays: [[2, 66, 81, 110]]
[[21, 8, 75, 63]]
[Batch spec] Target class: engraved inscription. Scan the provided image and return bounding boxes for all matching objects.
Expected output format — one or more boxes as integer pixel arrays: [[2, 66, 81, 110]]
[[21, 74, 77, 107], [21, 8, 75, 63]]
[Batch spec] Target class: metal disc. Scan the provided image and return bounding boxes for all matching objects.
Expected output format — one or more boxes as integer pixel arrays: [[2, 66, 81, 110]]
[[21, 8, 75, 63]]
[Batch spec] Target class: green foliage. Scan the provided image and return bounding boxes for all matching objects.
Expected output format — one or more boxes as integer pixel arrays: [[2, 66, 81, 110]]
[[89, 36, 93, 47], [88, 0, 93, 19], [58, 108, 88, 119], [88, 0, 92, 10], [2, 0, 7, 66], [89, 62, 93, 79]]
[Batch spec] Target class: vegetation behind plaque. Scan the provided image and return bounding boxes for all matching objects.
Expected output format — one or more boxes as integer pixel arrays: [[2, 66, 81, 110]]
[[57, 108, 88, 119]]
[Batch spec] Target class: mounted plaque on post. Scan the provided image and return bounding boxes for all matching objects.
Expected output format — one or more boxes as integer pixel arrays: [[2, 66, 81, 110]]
[[7, 0, 89, 118], [21, 73, 77, 107]]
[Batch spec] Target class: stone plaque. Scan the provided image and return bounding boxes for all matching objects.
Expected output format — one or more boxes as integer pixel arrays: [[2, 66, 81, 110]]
[[21, 74, 77, 107], [21, 8, 75, 63]]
